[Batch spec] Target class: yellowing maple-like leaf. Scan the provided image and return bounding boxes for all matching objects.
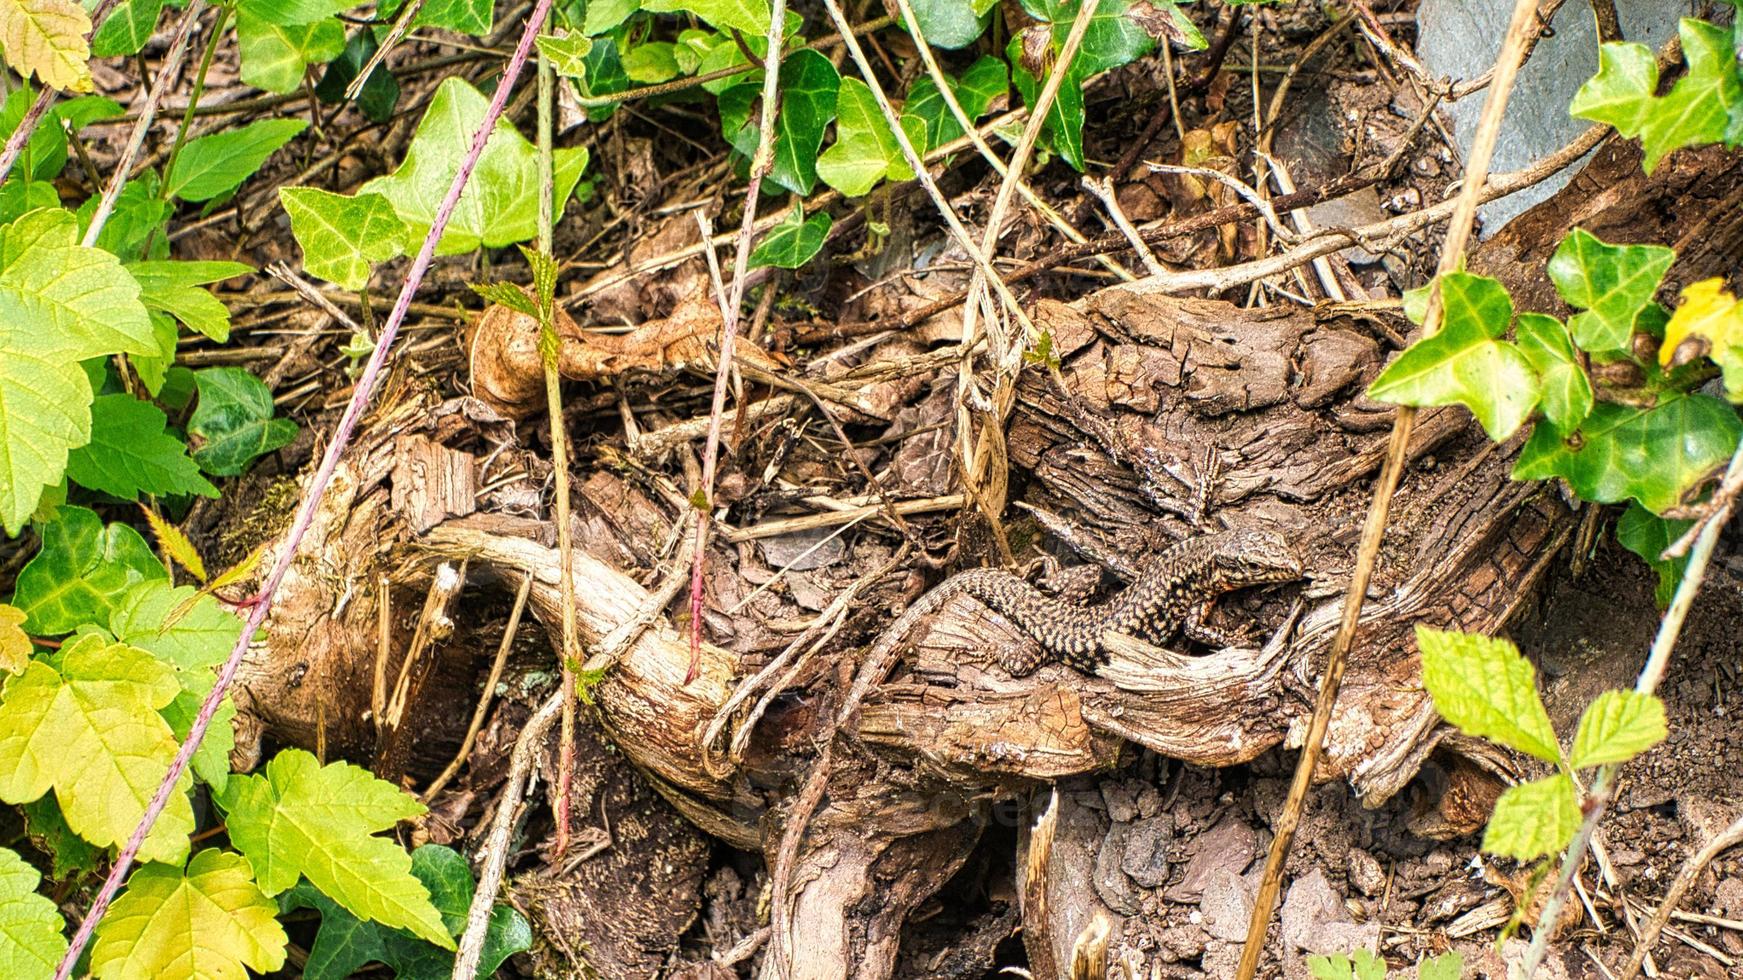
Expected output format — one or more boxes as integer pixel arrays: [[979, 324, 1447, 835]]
[[90, 849, 288, 980], [0, 0, 93, 93], [0, 604, 29, 674], [1661, 278, 1743, 401], [0, 634, 194, 864], [0, 845, 67, 977]]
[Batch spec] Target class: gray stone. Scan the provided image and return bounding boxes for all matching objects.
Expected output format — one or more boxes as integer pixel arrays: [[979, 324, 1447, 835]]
[[1281, 868, 1346, 952], [1165, 818, 1258, 902], [756, 526, 845, 571], [1199, 869, 1256, 943], [1347, 848, 1386, 898]]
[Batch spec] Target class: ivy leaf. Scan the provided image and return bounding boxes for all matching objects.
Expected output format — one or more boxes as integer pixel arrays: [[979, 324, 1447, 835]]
[[0, 846, 66, 977], [1020, 0, 1156, 76], [1617, 503, 1692, 607], [1545, 228, 1674, 353], [187, 367, 297, 477], [0, 633, 194, 864], [281, 844, 533, 980], [1365, 272, 1539, 441], [817, 77, 925, 197], [361, 77, 589, 255], [1513, 394, 1742, 514], [642, 0, 769, 36], [64, 395, 218, 502], [719, 50, 839, 196], [1483, 773, 1580, 860], [1569, 689, 1667, 769], [623, 41, 681, 83], [10, 505, 165, 635], [217, 749, 452, 949], [749, 207, 831, 269], [535, 31, 593, 76], [908, 0, 994, 49], [378, 0, 493, 35], [1008, 35, 1087, 169], [278, 187, 408, 292], [235, 13, 347, 95], [1416, 626, 1560, 763], [1516, 313, 1593, 430], [1661, 278, 1743, 400], [314, 27, 402, 124], [0, 604, 27, 674], [127, 259, 252, 344], [1571, 19, 1742, 173], [165, 118, 308, 203], [234, 0, 352, 24], [90, 0, 166, 58], [583, 0, 638, 35], [0, 0, 93, 92], [902, 55, 1007, 151], [91, 849, 288, 980]]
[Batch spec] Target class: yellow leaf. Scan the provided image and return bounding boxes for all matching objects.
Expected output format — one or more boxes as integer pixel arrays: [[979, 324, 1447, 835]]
[[91, 850, 288, 980], [0, 604, 29, 674], [0, 0, 93, 93], [204, 542, 265, 596], [1660, 278, 1743, 400], [140, 505, 207, 583]]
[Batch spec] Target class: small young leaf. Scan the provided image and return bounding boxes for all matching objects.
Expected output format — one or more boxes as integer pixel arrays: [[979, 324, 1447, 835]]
[[138, 507, 206, 583], [218, 749, 451, 948], [187, 367, 298, 477], [279, 187, 409, 291], [1545, 228, 1674, 353], [470, 281, 538, 316], [90, 0, 166, 58], [91, 849, 288, 980], [1616, 503, 1692, 607], [235, 13, 347, 95], [0, 604, 27, 674], [1417, 626, 1560, 763], [0, 846, 67, 976], [1660, 278, 1743, 400], [1515, 313, 1593, 430], [0, 633, 195, 863], [64, 394, 219, 502], [1482, 773, 1580, 860], [1569, 689, 1667, 769], [1417, 952, 1465, 980], [535, 31, 594, 76], [165, 118, 309, 202], [10, 505, 166, 634], [749, 207, 832, 270], [1512, 394, 1742, 514], [0, 0, 93, 93], [623, 41, 681, 83], [1366, 272, 1540, 441]]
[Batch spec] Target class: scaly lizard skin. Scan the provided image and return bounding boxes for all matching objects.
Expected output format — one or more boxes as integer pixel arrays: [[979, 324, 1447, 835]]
[[867, 529, 1303, 675]]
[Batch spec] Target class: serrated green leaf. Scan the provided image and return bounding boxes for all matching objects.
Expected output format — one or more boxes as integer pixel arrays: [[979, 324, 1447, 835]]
[[1417, 952, 1465, 980], [902, 55, 1007, 151], [1569, 689, 1667, 769], [0, 86, 67, 182], [1515, 313, 1593, 430], [91, 0, 166, 58], [187, 367, 297, 477], [1661, 278, 1743, 400], [1482, 773, 1579, 860], [278, 187, 408, 291], [0, 0, 92, 93], [1546, 228, 1674, 353], [908, 0, 992, 49], [378, 0, 494, 34], [0, 845, 66, 978], [313, 27, 401, 124], [139, 507, 206, 582], [75, 175, 169, 263], [642, 0, 770, 36], [0, 633, 193, 863], [1617, 502, 1692, 607], [1513, 394, 1742, 514], [361, 77, 589, 254], [281, 844, 533, 980], [1417, 626, 1560, 763], [235, 13, 347, 94], [64, 395, 217, 502], [218, 749, 451, 948], [0, 604, 27, 674], [749, 207, 831, 269], [127, 259, 252, 344], [470, 281, 538, 316], [11, 506, 165, 634], [1572, 19, 1741, 173], [1366, 272, 1539, 440], [165, 118, 308, 203], [91, 849, 287, 980]]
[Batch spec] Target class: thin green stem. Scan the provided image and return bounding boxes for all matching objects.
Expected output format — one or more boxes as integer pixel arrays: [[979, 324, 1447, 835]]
[[161, 2, 232, 197]]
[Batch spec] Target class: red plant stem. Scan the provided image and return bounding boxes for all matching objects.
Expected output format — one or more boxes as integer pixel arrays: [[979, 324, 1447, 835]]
[[0, 0, 121, 187], [52, 1, 558, 972]]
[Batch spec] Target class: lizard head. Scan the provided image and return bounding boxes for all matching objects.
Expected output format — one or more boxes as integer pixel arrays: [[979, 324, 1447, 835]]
[[1210, 528, 1304, 586]]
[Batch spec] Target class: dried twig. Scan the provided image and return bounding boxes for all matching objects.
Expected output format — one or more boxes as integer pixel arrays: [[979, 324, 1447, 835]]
[[422, 573, 533, 802]]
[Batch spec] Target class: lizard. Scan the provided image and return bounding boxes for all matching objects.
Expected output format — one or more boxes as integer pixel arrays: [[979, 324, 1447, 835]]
[[862, 528, 1304, 678]]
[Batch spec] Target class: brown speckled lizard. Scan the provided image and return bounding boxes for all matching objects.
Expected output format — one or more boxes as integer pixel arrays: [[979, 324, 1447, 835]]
[[866, 528, 1303, 676]]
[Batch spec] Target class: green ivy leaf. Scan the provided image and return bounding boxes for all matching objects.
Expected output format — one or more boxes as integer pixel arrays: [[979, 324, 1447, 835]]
[[1512, 394, 1742, 514], [1616, 503, 1692, 607], [64, 394, 218, 502], [1482, 773, 1580, 860], [720, 50, 839, 195], [127, 259, 253, 343], [1571, 18, 1742, 173], [217, 749, 452, 948], [1021, 0, 1156, 76], [1545, 228, 1674, 353], [10, 505, 165, 634], [1365, 272, 1539, 441], [378, 0, 494, 35], [643, 0, 770, 36], [749, 206, 831, 269], [90, 0, 166, 58], [361, 77, 589, 254], [92, 849, 288, 980], [623, 41, 681, 83], [1515, 313, 1593, 430], [21, 796, 100, 879], [281, 844, 533, 980], [1008, 34, 1087, 170], [165, 118, 308, 203], [908, 0, 994, 49], [278, 187, 409, 291], [0, 846, 67, 977], [187, 367, 297, 477], [583, 0, 639, 36], [1569, 689, 1667, 769], [817, 77, 925, 197], [235, 0, 353, 25], [235, 13, 347, 95], [0, 634, 194, 864], [1417, 626, 1560, 763], [902, 55, 1008, 150], [314, 27, 402, 124], [535, 31, 594, 76]]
